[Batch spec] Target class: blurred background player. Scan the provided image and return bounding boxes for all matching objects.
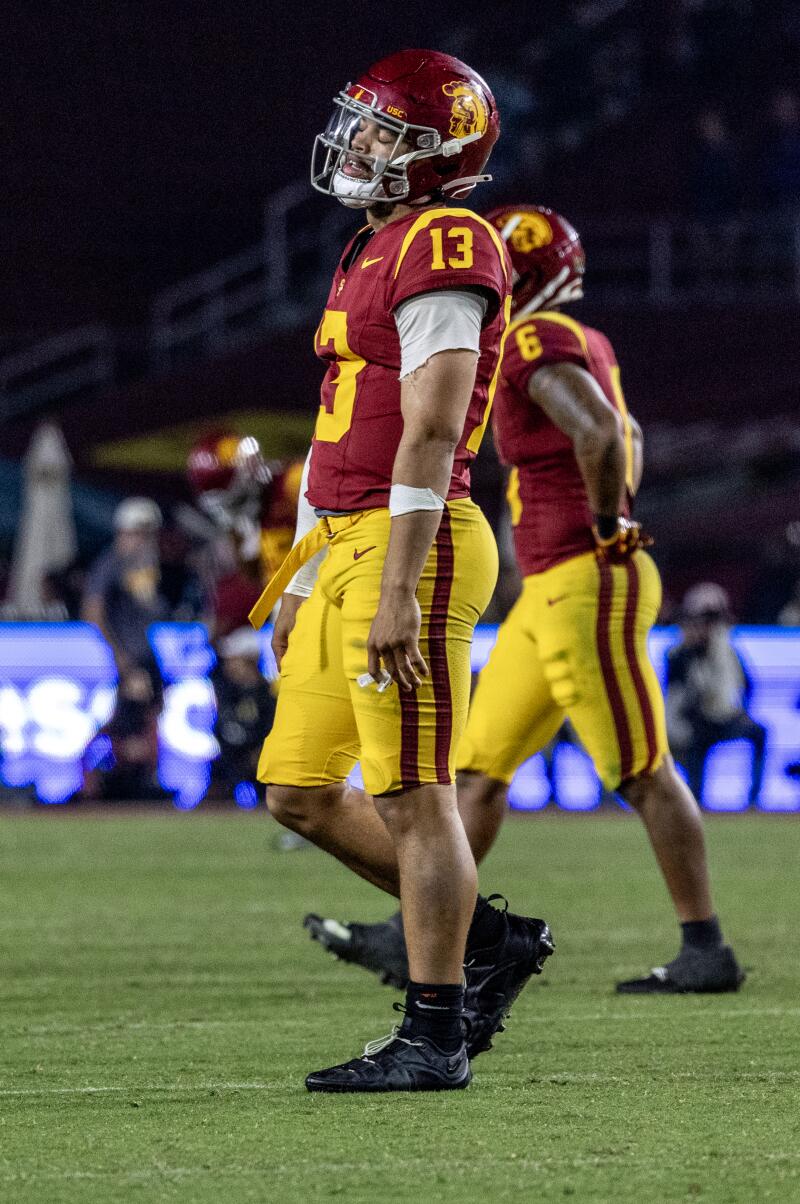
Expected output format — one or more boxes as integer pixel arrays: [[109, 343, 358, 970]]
[[666, 582, 767, 808], [306, 203, 743, 996], [187, 430, 304, 634]]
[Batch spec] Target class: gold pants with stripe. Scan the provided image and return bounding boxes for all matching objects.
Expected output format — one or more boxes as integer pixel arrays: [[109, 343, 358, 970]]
[[258, 499, 498, 797], [457, 550, 668, 790]]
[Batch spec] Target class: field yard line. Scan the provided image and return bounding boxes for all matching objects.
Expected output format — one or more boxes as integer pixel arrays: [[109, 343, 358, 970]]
[[11, 1005, 800, 1036], [0, 1082, 277, 1097]]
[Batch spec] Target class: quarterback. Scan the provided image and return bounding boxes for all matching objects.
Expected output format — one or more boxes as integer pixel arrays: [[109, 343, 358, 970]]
[[307, 205, 743, 997], [250, 55, 553, 1092]]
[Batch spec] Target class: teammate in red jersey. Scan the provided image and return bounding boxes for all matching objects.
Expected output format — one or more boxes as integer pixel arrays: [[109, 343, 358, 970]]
[[307, 204, 744, 997], [187, 430, 305, 631], [248, 55, 552, 1092]]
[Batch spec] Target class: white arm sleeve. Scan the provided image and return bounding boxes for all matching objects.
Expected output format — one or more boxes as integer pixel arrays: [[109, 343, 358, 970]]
[[394, 289, 488, 380], [285, 447, 326, 598]]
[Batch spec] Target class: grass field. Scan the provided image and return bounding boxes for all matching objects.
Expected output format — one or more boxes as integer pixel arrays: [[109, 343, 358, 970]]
[[0, 811, 797, 1203]]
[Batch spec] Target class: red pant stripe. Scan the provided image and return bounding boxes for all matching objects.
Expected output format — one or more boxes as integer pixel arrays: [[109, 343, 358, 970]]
[[624, 558, 659, 771], [596, 556, 633, 780]]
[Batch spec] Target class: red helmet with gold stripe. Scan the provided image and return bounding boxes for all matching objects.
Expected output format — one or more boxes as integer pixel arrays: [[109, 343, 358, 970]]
[[312, 49, 500, 209], [484, 205, 585, 316]]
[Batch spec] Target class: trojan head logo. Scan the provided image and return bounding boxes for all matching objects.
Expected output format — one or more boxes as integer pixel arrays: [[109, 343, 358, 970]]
[[442, 81, 488, 139], [503, 212, 554, 254]]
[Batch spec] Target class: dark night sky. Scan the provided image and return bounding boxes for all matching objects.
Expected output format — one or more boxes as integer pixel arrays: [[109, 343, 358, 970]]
[[6, 0, 514, 335]]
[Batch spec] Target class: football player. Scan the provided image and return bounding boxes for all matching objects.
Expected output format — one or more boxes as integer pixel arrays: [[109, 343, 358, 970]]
[[306, 205, 744, 998], [187, 430, 305, 582], [249, 54, 553, 1092]]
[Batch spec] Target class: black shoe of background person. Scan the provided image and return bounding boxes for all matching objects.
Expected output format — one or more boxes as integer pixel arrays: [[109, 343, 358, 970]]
[[305, 1028, 471, 1093], [303, 911, 409, 989], [462, 898, 555, 1059], [616, 944, 745, 993]]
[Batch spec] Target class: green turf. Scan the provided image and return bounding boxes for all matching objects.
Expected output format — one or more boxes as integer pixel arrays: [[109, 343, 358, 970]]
[[0, 812, 797, 1203]]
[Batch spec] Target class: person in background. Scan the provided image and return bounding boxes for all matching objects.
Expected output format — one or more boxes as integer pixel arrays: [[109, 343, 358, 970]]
[[82, 497, 169, 684], [666, 583, 767, 808], [211, 627, 275, 798], [186, 431, 305, 635]]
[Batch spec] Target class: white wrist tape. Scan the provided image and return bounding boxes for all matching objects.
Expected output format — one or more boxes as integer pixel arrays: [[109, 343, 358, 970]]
[[389, 484, 446, 517]]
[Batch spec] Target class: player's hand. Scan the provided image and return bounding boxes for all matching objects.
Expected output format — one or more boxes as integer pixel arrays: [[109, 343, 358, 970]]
[[592, 517, 653, 563], [271, 592, 306, 670], [367, 591, 429, 691]]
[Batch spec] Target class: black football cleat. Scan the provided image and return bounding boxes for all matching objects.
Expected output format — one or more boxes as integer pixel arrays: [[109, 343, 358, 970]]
[[616, 944, 745, 994], [462, 899, 554, 1059], [305, 1028, 471, 1093], [303, 911, 409, 989]]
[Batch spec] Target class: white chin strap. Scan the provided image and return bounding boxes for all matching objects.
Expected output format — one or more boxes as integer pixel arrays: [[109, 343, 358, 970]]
[[516, 267, 584, 317]]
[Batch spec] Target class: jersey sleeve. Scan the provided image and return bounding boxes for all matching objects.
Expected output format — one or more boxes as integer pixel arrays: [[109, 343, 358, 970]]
[[387, 211, 509, 322], [501, 313, 589, 398]]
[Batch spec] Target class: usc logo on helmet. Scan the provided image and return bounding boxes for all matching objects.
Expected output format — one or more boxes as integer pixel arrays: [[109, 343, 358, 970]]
[[506, 212, 554, 254], [442, 81, 488, 138]]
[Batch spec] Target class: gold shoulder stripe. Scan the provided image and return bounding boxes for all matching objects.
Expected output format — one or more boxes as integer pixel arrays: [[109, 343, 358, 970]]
[[531, 310, 590, 357], [393, 207, 509, 281]]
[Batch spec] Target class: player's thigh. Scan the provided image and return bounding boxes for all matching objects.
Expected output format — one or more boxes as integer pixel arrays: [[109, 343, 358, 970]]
[[342, 499, 498, 796], [457, 585, 564, 784], [257, 584, 359, 787], [536, 550, 667, 789]]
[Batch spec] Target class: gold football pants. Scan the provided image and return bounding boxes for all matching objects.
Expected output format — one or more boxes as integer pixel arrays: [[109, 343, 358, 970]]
[[457, 550, 668, 790], [259, 499, 498, 796]]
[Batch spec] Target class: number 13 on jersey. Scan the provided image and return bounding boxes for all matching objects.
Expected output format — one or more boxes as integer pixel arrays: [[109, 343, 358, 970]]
[[314, 310, 367, 443]]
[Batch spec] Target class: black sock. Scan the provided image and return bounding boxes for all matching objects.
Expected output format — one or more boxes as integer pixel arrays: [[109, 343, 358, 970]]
[[465, 894, 507, 953], [681, 916, 723, 951], [402, 981, 464, 1052]]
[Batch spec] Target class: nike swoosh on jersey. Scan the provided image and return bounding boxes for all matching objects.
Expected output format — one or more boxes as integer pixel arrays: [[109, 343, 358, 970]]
[[361, 256, 384, 269], [546, 594, 568, 607], [353, 546, 377, 560]]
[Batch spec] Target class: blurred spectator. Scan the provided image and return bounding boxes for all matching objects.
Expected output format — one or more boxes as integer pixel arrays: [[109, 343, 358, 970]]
[[81, 497, 169, 682], [158, 525, 207, 622], [210, 627, 275, 796], [83, 666, 165, 801], [666, 583, 767, 806]]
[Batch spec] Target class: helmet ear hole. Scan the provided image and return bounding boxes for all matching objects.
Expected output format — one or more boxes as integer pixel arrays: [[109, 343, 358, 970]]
[[432, 155, 462, 179]]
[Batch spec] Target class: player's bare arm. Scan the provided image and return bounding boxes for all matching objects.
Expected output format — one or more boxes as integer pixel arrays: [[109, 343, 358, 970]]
[[367, 347, 480, 691], [272, 592, 304, 669], [528, 360, 627, 521]]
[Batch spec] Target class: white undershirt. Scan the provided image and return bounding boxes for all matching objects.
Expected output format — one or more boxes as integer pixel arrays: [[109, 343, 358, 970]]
[[395, 288, 488, 379], [284, 288, 488, 598]]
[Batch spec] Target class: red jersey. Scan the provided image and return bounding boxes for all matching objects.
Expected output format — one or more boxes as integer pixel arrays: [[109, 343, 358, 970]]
[[494, 311, 634, 575], [307, 206, 510, 512]]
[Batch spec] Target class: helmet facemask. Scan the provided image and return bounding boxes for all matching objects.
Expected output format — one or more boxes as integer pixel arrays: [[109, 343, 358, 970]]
[[311, 91, 485, 209]]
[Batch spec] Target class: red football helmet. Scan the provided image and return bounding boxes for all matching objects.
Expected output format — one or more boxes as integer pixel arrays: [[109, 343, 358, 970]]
[[312, 49, 500, 209], [484, 205, 585, 316], [187, 431, 272, 525]]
